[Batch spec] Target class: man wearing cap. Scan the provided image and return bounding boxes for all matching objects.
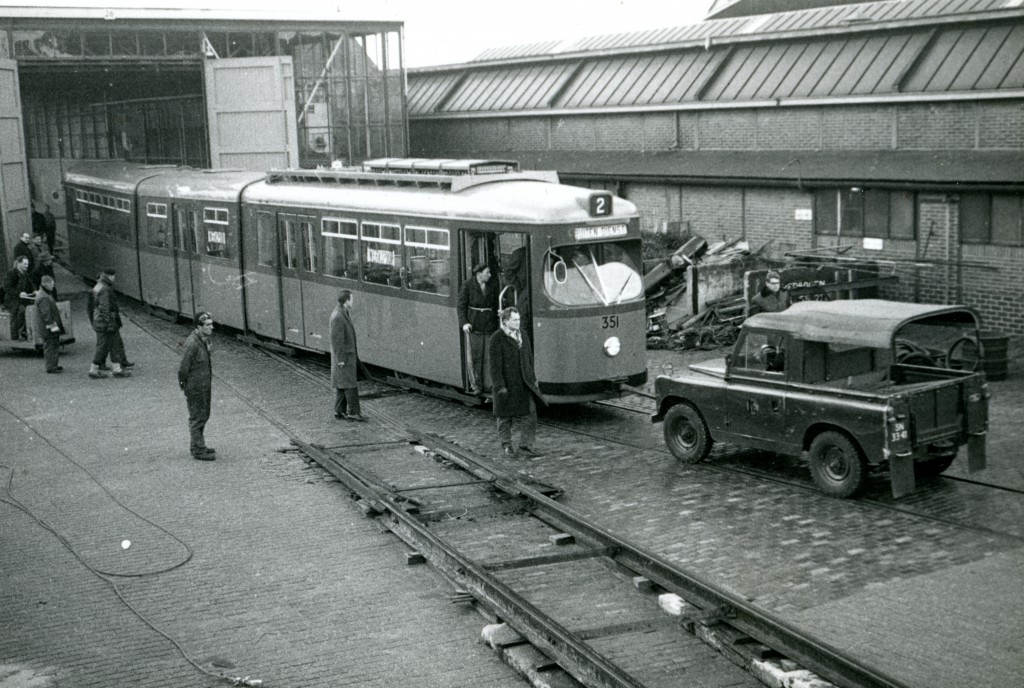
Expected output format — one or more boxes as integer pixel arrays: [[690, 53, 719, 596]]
[[178, 312, 217, 460], [32, 251, 56, 293], [457, 262, 498, 395], [88, 268, 131, 379], [749, 270, 791, 315], [35, 275, 64, 373]]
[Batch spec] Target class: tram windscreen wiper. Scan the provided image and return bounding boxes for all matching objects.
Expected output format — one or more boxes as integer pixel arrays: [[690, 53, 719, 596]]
[[571, 251, 609, 306]]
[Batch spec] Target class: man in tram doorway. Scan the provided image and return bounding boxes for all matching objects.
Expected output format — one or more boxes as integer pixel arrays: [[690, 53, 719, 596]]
[[488, 307, 544, 459], [457, 262, 499, 395], [330, 289, 367, 422], [88, 268, 132, 379], [178, 311, 216, 461]]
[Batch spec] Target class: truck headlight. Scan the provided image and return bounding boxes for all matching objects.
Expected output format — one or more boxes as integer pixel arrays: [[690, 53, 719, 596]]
[[604, 336, 621, 357]]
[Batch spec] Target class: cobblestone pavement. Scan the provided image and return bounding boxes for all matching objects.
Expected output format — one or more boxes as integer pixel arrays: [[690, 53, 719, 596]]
[[0, 279, 525, 688], [4, 269, 1021, 688]]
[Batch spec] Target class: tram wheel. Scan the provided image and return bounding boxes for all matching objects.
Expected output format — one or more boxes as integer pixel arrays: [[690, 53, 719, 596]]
[[808, 431, 865, 498], [663, 403, 712, 464]]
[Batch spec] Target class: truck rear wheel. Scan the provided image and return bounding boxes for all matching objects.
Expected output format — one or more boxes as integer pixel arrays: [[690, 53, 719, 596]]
[[808, 431, 865, 498], [663, 403, 712, 464]]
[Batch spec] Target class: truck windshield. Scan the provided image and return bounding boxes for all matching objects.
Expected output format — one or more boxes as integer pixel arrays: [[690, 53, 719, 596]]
[[543, 241, 642, 306]]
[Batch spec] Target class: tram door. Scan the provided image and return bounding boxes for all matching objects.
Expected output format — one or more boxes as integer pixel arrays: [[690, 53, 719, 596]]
[[459, 230, 529, 391], [278, 213, 314, 347], [171, 204, 199, 318]]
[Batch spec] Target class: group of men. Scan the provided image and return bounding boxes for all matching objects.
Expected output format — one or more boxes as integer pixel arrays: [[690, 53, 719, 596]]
[[3, 232, 59, 342]]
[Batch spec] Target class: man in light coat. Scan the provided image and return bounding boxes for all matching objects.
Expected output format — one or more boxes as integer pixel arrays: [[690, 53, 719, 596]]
[[178, 311, 216, 460], [488, 306, 544, 459], [330, 290, 367, 422]]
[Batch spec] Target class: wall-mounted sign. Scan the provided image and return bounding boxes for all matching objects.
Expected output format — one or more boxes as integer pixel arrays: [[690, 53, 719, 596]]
[[863, 237, 884, 250], [794, 208, 813, 221]]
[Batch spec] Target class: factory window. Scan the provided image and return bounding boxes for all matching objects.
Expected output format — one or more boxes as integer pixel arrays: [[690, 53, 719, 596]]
[[815, 189, 915, 240], [962, 193, 1024, 246]]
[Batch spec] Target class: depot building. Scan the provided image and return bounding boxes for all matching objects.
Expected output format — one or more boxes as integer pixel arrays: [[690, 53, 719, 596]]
[[406, 0, 1024, 334], [0, 7, 407, 261]]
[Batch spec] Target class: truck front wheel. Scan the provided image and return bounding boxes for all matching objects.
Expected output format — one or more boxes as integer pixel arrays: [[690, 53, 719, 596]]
[[808, 431, 865, 498], [663, 403, 712, 464]]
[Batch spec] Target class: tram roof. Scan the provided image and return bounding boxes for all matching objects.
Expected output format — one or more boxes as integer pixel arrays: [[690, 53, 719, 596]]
[[744, 299, 979, 349], [63, 162, 180, 194], [241, 176, 638, 225], [137, 169, 268, 202]]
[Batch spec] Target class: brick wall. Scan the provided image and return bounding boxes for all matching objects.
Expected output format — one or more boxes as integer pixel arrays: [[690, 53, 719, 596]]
[[409, 98, 1024, 332]]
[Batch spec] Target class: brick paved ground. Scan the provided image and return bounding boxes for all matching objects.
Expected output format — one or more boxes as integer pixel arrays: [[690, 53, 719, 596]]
[[0, 271, 525, 688]]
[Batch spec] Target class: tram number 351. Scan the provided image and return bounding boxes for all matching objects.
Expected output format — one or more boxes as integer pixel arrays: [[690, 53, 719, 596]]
[[602, 315, 619, 329]]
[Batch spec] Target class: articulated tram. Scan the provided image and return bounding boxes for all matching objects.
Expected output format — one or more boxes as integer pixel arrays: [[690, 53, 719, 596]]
[[64, 158, 647, 403]]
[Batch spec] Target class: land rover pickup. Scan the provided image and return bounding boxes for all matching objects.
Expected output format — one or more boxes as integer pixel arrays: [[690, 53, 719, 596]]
[[652, 300, 989, 498]]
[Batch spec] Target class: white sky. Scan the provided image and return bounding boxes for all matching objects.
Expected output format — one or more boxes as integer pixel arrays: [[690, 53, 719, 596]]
[[8, 0, 716, 67]]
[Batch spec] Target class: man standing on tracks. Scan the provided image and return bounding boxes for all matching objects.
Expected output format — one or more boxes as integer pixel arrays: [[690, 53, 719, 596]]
[[488, 306, 544, 459], [88, 268, 131, 379], [178, 311, 216, 461], [330, 289, 367, 422], [36, 275, 65, 374], [457, 262, 498, 395]]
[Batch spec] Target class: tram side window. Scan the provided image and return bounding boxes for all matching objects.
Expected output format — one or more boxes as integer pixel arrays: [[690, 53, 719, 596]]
[[323, 218, 358, 280], [203, 207, 231, 259], [146, 203, 169, 248], [257, 214, 277, 267], [283, 220, 298, 269], [300, 220, 318, 273], [404, 226, 450, 296], [361, 222, 401, 287]]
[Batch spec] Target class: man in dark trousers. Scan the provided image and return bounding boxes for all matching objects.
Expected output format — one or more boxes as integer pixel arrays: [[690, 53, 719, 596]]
[[178, 312, 216, 461], [42, 204, 57, 254], [36, 275, 64, 373], [88, 268, 131, 379], [457, 262, 498, 395], [330, 290, 367, 422], [3, 256, 35, 340], [488, 306, 544, 459]]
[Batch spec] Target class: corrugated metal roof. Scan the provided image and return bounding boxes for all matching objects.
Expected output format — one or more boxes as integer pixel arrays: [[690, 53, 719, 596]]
[[471, 0, 1020, 61], [409, 2, 1024, 116]]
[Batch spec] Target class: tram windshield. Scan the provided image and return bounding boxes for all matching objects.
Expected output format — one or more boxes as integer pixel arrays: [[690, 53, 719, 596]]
[[544, 241, 643, 306]]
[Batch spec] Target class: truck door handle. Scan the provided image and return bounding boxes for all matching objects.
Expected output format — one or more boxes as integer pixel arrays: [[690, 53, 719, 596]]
[[771, 399, 781, 412]]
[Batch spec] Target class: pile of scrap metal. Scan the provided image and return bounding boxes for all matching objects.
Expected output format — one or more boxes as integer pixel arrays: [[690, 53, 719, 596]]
[[645, 236, 751, 351]]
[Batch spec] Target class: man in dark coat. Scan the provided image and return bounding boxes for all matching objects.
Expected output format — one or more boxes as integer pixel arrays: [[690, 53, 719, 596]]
[[749, 270, 791, 315], [42, 204, 57, 254], [31, 252, 56, 292], [457, 263, 499, 395], [3, 256, 35, 340], [35, 275, 64, 373], [330, 289, 367, 422], [488, 306, 544, 459], [13, 232, 35, 275], [88, 268, 131, 379], [178, 311, 216, 460]]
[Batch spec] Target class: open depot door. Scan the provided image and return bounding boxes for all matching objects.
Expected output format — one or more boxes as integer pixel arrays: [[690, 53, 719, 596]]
[[204, 57, 300, 171], [0, 59, 31, 261]]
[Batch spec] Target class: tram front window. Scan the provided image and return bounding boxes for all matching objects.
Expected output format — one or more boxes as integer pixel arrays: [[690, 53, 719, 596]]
[[544, 241, 642, 306]]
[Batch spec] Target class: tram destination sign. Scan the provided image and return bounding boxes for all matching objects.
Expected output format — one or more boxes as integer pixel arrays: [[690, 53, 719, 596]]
[[574, 224, 628, 241]]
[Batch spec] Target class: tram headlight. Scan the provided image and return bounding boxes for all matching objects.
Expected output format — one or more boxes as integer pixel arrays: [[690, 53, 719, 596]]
[[603, 336, 621, 357]]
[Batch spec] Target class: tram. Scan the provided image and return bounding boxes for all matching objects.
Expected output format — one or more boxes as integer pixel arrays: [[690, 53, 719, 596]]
[[64, 158, 647, 403]]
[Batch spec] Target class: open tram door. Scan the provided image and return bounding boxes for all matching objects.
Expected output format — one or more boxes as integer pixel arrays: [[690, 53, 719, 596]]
[[171, 204, 199, 319], [458, 230, 530, 394]]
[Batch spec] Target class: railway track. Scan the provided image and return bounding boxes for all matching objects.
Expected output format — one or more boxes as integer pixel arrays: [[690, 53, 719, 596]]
[[293, 433, 910, 688]]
